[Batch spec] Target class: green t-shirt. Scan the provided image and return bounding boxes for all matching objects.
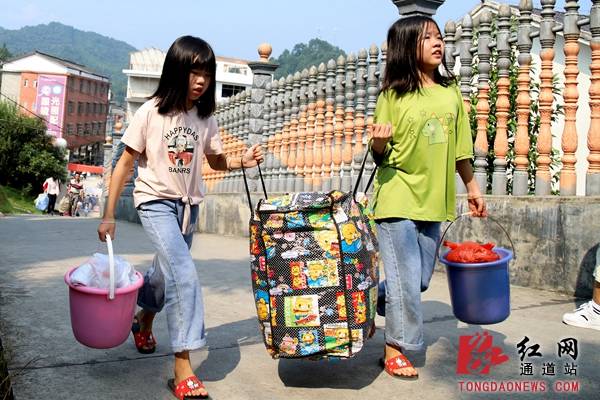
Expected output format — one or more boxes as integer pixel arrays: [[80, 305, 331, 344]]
[[371, 84, 473, 222]]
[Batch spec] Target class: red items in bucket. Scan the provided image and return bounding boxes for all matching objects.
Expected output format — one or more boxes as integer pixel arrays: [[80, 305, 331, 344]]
[[443, 241, 500, 263]]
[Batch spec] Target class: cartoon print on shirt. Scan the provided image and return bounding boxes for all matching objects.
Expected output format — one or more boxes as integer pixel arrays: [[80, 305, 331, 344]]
[[167, 130, 195, 173]]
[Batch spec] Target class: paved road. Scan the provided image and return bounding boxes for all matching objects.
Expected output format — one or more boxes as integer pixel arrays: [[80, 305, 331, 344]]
[[0, 215, 598, 399]]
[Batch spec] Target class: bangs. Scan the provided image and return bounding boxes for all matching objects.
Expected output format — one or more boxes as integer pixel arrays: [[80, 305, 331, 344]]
[[191, 52, 216, 74]]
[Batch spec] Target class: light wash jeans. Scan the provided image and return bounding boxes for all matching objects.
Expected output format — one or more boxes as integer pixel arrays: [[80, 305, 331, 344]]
[[376, 218, 441, 351], [136, 199, 206, 353]]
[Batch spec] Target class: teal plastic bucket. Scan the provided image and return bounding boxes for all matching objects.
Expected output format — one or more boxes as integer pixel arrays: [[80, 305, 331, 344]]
[[440, 247, 512, 325]]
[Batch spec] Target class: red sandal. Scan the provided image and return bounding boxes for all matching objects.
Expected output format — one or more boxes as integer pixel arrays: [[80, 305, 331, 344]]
[[379, 353, 419, 380], [167, 376, 210, 400], [131, 316, 156, 354]]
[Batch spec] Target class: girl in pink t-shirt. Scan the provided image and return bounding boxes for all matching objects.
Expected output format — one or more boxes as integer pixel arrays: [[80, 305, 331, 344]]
[[98, 36, 262, 400]]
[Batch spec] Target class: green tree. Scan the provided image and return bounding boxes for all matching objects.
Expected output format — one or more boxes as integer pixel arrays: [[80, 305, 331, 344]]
[[272, 38, 346, 79], [0, 43, 11, 63], [0, 101, 66, 194]]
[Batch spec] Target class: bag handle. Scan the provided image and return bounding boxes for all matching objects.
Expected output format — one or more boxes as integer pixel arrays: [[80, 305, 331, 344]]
[[435, 212, 516, 265], [241, 160, 268, 214], [106, 233, 115, 300], [352, 147, 377, 202]]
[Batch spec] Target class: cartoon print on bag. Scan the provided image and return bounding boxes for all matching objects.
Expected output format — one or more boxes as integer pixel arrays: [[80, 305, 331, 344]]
[[308, 210, 332, 229], [352, 291, 367, 324], [262, 234, 277, 259], [280, 334, 299, 355], [250, 225, 261, 255], [341, 223, 362, 254], [290, 261, 307, 289], [265, 214, 284, 229], [285, 295, 320, 327], [336, 292, 347, 320], [305, 260, 339, 288], [314, 230, 340, 259], [255, 290, 269, 321], [298, 330, 320, 356], [285, 212, 305, 228]]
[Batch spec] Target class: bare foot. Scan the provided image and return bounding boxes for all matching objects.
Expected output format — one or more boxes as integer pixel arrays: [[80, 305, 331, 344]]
[[385, 344, 418, 378]]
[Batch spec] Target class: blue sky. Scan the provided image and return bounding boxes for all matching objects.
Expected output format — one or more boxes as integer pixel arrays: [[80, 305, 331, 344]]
[[0, 0, 589, 60]]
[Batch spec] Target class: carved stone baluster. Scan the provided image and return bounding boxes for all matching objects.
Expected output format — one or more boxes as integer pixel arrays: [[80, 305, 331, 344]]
[[313, 63, 326, 191], [288, 73, 300, 193], [333, 55, 346, 191], [323, 60, 336, 192], [273, 78, 285, 192], [296, 70, 309, 192], [342, 53, 356, 192], [444, 20, 456, 72], [363, 45, 379, 191], [261, 84, 271, 193], [492, 5, 512, 195], [536, 0, 557, 195], [514, 0, 534, 195], [588, 0, 600, 195], [304, 66, 318, 191], [267, 81, 279, 192], [474, 11, 492, 192], [459, 15, 474, 110], [278, 76, 292, 192], [353, 48, 368, 189]]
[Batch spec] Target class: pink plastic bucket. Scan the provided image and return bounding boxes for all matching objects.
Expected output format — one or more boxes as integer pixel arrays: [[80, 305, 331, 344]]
[[64, 235, 144, 349]]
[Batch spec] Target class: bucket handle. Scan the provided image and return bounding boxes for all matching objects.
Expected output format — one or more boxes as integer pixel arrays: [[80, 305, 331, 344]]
[[435, 212, 516, 265], [106, 233, 115, 300]]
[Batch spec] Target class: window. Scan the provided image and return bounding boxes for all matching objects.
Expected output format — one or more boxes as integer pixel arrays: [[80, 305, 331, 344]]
[[68, 101, 74, 114], [33, 80, 38, 88], [221, 84, 246, 98], [86, 103, 91, 114], [79, 80, 84, 92], [68, 78, 75, 90], [224, 64, 247, 75], [77, 124, 83, 134], [67, 124, 74, 135], [84, 123, 90, 135], [23, 79, 28, 87], [77, 102, 83, 115]]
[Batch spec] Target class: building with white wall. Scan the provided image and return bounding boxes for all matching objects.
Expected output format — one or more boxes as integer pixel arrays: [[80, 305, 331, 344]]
[[123, 48, 253, 121]]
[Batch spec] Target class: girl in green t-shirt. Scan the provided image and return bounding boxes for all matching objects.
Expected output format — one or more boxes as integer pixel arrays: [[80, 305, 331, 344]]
[[371, 15, 487, 380]]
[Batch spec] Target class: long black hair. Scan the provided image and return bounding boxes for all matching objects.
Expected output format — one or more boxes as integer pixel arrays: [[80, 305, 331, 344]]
[[152, 35, 216, 118], [381, 16, 455, 96]]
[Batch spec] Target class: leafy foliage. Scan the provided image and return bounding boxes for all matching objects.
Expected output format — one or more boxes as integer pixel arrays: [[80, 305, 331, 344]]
[[0, 101, 67, 195], [0, 43, 11, 64], [0, 22, 136, 104], [271, 38, 346, 79]]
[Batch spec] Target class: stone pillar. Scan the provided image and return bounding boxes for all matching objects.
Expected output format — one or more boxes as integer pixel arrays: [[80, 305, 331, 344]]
[[514, 0, 534, 195], [248, 43, 278, 193], [342, 53, 356, 192], [287, 72, 301, 193], [474, 11, 492, 193], [313, 63, 327, 191], [391, 0, 444, 16], [536, 0, 557, 196], [333, 55, 346, 191], [560, 0, 581, 196], [492, 5, 512, 195], [587, 0, 600, 195], [295, 70, 309, 192], [444, 21, 456, 72], [353, 48, 368, 189], [101, 132, 113, 217], [323, 59, 336, 192]]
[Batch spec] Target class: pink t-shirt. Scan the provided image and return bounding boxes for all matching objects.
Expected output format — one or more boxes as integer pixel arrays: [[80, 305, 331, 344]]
[[121, 99, 223, 210]]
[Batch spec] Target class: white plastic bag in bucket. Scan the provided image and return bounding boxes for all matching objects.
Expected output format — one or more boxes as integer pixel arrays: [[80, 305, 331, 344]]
[[64, 234, 144, 349]]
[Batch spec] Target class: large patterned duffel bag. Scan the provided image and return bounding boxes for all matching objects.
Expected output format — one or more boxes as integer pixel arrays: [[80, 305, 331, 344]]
[[244, 162, 379, 359]]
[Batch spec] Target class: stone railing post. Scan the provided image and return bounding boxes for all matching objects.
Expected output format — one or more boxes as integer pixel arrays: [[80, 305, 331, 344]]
[[560, 0, 580, 195], [342, 53, 356, 192], [492, 5, 512, 195], [474, 11, 492, 193], [288, 73, 301, 193], [295, 70, 309, 192], [514, 0, 534, 195], [353, 48, 368, 188], [248, 43, 277, 192], [304, 66, 318, 191], [391, 0, 444, 16], [323, 59, 336, 192], [444, 21, 457, 72], [313, 63, 327, 191], [536, 0, 557, 196], [588, 0, 600, 195], [333, 55, 346, 191]]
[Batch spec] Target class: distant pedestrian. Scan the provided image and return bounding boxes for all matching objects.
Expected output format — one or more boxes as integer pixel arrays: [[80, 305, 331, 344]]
[[43, 176, 61, 215], [98, 35, 263, 400], [68, 173, 84, 216], [371, 16, 486, 380]]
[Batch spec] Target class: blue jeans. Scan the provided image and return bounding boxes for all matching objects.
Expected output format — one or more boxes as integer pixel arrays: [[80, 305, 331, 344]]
[[376, 219, 441, 351], [136, 199, 206, 353]]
